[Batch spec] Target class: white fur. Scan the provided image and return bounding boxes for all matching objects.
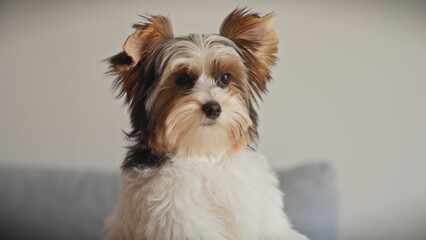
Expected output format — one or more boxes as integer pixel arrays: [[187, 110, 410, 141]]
[[104, 150, 308, 240], [164, 74, 252, 159]]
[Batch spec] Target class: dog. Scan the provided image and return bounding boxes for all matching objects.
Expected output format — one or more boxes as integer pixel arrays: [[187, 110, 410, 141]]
[[104, 8, 308, 240]]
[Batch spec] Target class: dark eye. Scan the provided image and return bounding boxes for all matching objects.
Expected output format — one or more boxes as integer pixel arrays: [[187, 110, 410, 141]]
[[218, 73, 231, 87], [175, 74, 192, 87]]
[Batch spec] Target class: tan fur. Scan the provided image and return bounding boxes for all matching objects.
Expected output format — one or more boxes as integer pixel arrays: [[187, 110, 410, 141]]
[[220, 9, 279, 98], [125, 16, 174, 66]]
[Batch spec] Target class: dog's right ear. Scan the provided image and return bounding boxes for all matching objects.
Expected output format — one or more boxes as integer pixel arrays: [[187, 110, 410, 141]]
[[108, 15, 174, 74]]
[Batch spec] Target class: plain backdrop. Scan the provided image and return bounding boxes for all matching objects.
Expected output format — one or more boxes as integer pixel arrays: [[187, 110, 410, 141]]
[[1, 0, 425, 240]]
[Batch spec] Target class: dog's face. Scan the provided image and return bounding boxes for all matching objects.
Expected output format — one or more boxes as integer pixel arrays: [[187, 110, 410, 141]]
[[108, 9, 278, 159]]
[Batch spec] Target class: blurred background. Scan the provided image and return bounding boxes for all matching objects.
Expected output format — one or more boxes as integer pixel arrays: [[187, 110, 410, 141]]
[[1, 0, 425, 239]]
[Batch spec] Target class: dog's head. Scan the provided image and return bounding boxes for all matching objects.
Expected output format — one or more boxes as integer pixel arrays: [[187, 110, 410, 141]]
[[108, 9, 278, 159]]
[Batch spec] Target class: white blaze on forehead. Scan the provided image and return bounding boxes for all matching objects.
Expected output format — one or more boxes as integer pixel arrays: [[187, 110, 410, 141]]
[[159, 40, 202, 71], [191, 74, 235, 108], [192, 74, 214, 102]]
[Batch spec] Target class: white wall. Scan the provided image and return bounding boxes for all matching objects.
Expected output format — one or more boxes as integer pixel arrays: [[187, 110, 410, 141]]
[[1, 0, 425, 239]]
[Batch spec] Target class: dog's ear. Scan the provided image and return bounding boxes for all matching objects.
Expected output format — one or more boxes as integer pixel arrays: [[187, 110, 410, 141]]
[[220, 9, 278, 98], [108, 15, 174, 74]]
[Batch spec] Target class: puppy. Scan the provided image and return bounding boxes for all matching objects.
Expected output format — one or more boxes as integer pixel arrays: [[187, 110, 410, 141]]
[[104, 8, 308, 240]]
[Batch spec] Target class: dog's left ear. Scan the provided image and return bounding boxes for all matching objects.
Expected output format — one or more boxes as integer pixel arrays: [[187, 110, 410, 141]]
[[220, 9, 278, 98]]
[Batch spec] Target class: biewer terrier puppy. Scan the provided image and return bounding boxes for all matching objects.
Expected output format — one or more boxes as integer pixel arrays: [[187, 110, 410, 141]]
[[104, 8, 308, 240]]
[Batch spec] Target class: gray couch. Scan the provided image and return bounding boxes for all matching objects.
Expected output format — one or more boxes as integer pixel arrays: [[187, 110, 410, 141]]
[[0, 162, 336, 240]]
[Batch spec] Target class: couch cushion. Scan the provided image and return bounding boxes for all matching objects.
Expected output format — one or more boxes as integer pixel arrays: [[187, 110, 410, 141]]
[[279, 162, 336, 240], [0, 167, 120, 240], [0, 162, 335, 240]]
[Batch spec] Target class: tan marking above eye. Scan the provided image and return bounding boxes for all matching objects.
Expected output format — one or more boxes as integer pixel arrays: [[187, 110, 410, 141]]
[[210, 57, 245, 80], [171, 67, 199, 79]]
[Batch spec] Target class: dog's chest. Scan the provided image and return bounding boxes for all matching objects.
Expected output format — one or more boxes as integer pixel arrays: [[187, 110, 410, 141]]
[[126, 151, 282, 238]]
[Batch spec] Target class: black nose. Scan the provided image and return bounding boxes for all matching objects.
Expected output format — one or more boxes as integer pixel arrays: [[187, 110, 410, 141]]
[[202, 101, 222, 119]]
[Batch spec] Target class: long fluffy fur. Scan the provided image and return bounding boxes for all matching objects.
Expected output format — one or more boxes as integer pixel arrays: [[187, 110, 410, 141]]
[[104, 151, 306, 240], [104, 8, 308, 240]]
